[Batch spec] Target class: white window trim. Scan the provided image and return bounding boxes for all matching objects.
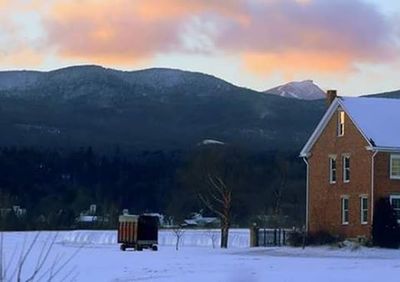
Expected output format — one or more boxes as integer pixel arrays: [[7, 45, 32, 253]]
[[329, 155, 337, 184], [389, 195, 400, 223], [360, 196, 368, 225], [337, 110, 345, 137], [390, 154, 400, 180], [343, 155, 350, 183], [341, 196, 349, 225]]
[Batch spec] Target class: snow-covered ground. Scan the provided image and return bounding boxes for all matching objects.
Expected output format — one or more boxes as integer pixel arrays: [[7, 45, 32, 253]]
[[60, 229, 249, 248], [2, 230, 400, 282]]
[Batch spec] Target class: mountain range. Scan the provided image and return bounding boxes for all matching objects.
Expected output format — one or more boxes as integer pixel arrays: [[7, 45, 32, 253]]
[[0, 65, 398, 153]]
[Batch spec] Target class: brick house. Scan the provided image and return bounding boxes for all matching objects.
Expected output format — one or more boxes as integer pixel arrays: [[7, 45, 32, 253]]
[[300, 91, 400, 239]]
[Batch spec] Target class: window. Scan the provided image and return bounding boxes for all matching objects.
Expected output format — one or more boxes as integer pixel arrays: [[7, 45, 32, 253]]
[[341, 197, 349, 225], [329, 156, 337, 184], [338, 110, 345, 136], [360, 196, 368, 224], [390, 195, 400, 223], [390, 154, 400, 180], [343, 155, 350, 183]]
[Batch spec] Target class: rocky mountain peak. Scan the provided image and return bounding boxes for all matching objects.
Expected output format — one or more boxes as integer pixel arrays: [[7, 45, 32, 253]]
[[264, 80, 325, 100]]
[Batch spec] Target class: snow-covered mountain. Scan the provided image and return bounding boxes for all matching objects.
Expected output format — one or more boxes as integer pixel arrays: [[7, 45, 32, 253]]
[[0, 65, 327, 151], [264, 80, 325, 100]]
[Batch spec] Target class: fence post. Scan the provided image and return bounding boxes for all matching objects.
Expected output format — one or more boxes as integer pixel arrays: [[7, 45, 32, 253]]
[[263, 229, 266, 247], [250, 223, 258, 247], [283, 230, 286, 246], [278, 229, 281, 246]]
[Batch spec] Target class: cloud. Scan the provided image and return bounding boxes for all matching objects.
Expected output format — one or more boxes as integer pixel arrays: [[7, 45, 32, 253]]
[[213, 0, 398, 75], [2, 0, 399, 75], [243, 51, 353, 79], [0, 0, 47, 68], [0, 47, 44, 68], [42, 0, 246, 65]]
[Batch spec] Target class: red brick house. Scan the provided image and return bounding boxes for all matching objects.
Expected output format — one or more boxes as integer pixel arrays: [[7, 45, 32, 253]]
[[300, 91, 400, 239]]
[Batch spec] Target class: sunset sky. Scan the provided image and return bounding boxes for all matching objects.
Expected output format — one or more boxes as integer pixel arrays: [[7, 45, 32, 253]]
[[1, 0, 400, 95]]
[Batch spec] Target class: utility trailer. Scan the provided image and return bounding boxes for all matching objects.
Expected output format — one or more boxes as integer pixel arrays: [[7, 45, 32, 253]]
[[118, 214, 158, 251]]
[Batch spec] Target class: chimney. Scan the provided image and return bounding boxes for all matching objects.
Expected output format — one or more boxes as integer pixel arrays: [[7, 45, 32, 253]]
[[326, 90, 337, 106]]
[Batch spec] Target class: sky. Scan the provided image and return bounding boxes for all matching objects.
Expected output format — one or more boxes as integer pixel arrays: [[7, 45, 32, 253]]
[[1, 0, 400, 96]]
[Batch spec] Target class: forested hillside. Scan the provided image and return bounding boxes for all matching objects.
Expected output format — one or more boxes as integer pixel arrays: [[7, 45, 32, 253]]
[[1, 65, 399, 230]]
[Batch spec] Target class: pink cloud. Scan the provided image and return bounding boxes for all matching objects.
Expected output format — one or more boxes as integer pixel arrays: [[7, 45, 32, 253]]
[[43, 0, 246, 65], [3, 0, 399, 74], [214, 0, 398, 74], [0, 0, 46, 68]]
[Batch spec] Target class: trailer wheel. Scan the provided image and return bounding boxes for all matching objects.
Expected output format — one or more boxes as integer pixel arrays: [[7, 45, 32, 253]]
[[120, 244, 126, 251], [136, 245, 143, 251], [152, 245, 158, 251]]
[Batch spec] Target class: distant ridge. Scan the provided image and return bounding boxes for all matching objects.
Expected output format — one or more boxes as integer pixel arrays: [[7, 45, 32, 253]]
[[0, 65, 326, 152], [363, 89, 400, 99]]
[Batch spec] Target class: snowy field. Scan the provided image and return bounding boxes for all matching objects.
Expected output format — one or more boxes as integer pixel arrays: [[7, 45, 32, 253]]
[[2, 229, 400, 282]]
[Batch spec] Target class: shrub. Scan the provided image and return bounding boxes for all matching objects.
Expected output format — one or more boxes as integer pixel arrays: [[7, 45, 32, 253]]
[[287, 230, 305, 247], [307, 231, 341, 246], [372, 198, 400, 249], [288, 230, 340, 247]]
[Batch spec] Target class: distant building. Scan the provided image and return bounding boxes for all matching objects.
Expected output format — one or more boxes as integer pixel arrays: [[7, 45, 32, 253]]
[[0, 205, 27, 218], [183, 213, 220, 227], [300, 91, 400, 239], [76, 204, 108, 226]]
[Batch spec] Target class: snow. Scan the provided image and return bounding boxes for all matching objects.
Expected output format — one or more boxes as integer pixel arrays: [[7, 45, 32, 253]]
[[198, 139, 225, 146], [60, 229, 250, 248], [77, 215, 98, 222], [3, 230, 400, 282], [265, 80, 325, 100], [340, 97, 400, 149]]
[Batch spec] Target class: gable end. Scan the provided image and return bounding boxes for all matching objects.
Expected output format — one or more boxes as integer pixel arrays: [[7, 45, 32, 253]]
[[300, 98, 372, 157]]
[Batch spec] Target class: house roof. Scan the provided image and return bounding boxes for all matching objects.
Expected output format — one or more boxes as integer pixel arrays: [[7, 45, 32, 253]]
[[300, 97, 400, 157]]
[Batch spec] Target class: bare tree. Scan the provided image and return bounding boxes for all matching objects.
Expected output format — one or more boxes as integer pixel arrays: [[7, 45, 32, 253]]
[[171, 226, 185, 251], [199, 175, 232, 248], [0, 232, 82, 282], [271, 157, 289, 227], [177, 145, 246, 249], [205, 229, 218, 249]]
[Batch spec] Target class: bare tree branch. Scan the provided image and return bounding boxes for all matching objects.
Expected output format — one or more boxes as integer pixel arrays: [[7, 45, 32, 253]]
[[172, 226, 185, 251], [207, 190, 225, 207], [4, 239, 19, 281], [201, 174, 232, 248], [43, 244, 84, 282], [0, 232, 3, 281], [25, 233, 58, 282], [1, 231, 83, 282], [59, 265, 77, 282], [198, 194, 224, 219], [16, 232, 40, 282], [207, 175, 224, 195]]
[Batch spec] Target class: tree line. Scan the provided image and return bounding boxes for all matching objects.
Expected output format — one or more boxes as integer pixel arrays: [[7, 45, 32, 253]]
[[0, 145, 306, 231]]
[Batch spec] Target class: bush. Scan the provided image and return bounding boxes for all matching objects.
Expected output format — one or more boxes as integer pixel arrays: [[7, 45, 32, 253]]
[[372, 198, 400, 248], [287, 230, 305, 247], [288, 230, 340, 247], [307, 231, 341, 246]]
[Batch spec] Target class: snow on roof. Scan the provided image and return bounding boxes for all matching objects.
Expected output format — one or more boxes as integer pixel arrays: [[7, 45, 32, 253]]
[[340, 97, 400, 149], [300, 96, 400, 157]]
